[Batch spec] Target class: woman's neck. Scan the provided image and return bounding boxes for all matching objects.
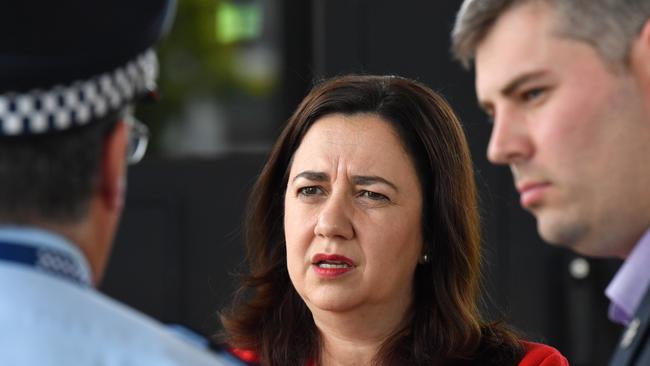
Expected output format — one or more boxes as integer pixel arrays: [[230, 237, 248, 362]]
[[319, 333, 381, 366], [311, 300, 411, 366]]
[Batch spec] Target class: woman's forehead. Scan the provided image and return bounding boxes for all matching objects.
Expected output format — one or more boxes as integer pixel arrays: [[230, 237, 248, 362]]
[[288, 114, 417, 184]]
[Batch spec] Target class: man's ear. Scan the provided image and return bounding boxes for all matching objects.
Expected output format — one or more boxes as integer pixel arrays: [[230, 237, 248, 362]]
[[631, 19, 650, 98], [100, 120, 128, 211]]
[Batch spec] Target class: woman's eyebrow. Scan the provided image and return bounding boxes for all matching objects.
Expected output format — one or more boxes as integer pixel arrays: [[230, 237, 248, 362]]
[[292, 171, 329, 183], [352, 175, 398, 192], [291, 171, 398, 192]]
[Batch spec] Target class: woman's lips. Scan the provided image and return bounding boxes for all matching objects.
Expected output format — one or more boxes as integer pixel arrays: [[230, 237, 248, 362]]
[[517, 181, 551, 208], [311, 253, 355, 278]]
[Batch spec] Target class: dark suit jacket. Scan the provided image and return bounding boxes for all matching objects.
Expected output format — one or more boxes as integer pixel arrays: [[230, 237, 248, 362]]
[[609, 286, 650, 365]]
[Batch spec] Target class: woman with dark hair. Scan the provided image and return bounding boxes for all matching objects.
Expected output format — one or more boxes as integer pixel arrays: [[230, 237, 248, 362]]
[[220, 75, 568, 366]]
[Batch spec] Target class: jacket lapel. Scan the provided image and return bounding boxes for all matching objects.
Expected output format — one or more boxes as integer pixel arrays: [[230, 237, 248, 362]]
[[609, 286, 650, 366]]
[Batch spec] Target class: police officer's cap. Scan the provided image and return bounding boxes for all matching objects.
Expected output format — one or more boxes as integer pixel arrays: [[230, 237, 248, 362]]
[[0, 0, 176, 137]]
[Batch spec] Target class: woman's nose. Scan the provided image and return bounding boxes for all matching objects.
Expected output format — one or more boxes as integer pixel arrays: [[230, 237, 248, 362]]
[[314, 192, 354, 240]]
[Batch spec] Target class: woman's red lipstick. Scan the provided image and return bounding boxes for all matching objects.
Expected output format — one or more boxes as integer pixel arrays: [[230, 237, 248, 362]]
[[311, 254, 355, 278]]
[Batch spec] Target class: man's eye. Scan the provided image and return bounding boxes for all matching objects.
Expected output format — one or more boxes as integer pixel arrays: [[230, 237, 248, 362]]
[[481, 106, 495, 125], [486, 113, 495, 125], [298, 186, 322, 196], [360, 190, 388, 201], [521, 87, 545, 102]]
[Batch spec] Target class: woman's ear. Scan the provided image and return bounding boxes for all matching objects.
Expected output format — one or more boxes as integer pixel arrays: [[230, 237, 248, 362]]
[[419, 242, 431, 264]]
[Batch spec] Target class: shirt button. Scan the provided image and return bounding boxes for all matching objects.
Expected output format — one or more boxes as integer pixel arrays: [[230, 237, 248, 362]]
[[569, 257, 590, 279]]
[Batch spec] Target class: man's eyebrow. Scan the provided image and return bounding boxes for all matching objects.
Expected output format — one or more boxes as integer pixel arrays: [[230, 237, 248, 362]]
[[352, 175, 398, 192], [291, 171, 329, 183], [500, 70, 548, 97], [478, 70, 549, 113]]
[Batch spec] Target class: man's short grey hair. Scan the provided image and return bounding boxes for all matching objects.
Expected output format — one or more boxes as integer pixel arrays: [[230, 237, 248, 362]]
[[451, 0, 650, 68]]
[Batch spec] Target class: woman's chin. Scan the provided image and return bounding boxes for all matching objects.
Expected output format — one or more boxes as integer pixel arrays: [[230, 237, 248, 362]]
[[303, 292, 361, 314]]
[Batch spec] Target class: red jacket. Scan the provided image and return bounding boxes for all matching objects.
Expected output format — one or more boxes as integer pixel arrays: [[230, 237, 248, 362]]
[[230, 341, 568, 365], [519, 342, 569, 366]]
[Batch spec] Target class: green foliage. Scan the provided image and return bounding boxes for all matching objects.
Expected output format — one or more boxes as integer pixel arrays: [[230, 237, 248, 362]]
[[137, 0, 278, 154]]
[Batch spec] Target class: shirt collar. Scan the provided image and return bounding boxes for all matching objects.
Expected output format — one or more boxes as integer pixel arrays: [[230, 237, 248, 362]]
[[605, 228, 650, 325], [0, 225, 92, 287]]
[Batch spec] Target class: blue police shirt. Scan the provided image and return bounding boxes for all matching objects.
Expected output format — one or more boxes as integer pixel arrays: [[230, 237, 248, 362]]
[[0, 226, 241, 366]]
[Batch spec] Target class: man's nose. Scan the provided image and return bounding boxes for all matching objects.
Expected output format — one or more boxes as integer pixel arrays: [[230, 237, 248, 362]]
[[487, 109, 533, 165]]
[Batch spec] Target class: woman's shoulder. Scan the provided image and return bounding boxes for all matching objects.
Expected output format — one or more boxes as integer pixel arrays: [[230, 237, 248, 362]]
[[226, 348, 316, 366], [518, 341, 569, 366], [208, 345, 261, 365], [223, 347, 261, 365], [225, 343, 567, 366]]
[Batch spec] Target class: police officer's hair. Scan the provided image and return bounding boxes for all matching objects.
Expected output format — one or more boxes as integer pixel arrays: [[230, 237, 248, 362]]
[[0, 112, 121, 225], [452, 0, 650, 68]]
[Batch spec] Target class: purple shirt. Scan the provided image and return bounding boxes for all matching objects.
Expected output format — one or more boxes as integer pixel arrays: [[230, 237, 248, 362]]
[[605, 228, 650, 325]]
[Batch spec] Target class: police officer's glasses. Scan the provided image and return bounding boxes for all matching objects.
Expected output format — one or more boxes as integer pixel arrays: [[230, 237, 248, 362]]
[[124, 113, 149, 165]]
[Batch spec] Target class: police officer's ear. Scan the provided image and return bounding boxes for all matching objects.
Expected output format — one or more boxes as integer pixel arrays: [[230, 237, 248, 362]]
[[631, 19, 650, 101], [100, 121, 129, 212]]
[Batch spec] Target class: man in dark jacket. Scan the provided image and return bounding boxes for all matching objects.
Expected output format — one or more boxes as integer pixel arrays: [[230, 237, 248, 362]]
[[451, 1, 650, 365]]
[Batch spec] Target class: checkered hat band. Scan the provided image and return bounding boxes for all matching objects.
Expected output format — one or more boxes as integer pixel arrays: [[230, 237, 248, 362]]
[[0, 49, 158, 136]]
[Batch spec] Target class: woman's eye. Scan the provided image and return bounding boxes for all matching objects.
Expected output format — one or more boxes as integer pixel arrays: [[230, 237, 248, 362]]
[[361, 190, 388, 201], [298, 186, 322, 196]]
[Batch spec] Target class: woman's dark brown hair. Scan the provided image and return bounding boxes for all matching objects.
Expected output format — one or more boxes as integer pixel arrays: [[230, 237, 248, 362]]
[[221, 75, 523, 365]]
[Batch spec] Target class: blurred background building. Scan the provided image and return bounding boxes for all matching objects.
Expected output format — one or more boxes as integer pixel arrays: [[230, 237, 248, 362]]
[[101, 1, 622, 365]]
